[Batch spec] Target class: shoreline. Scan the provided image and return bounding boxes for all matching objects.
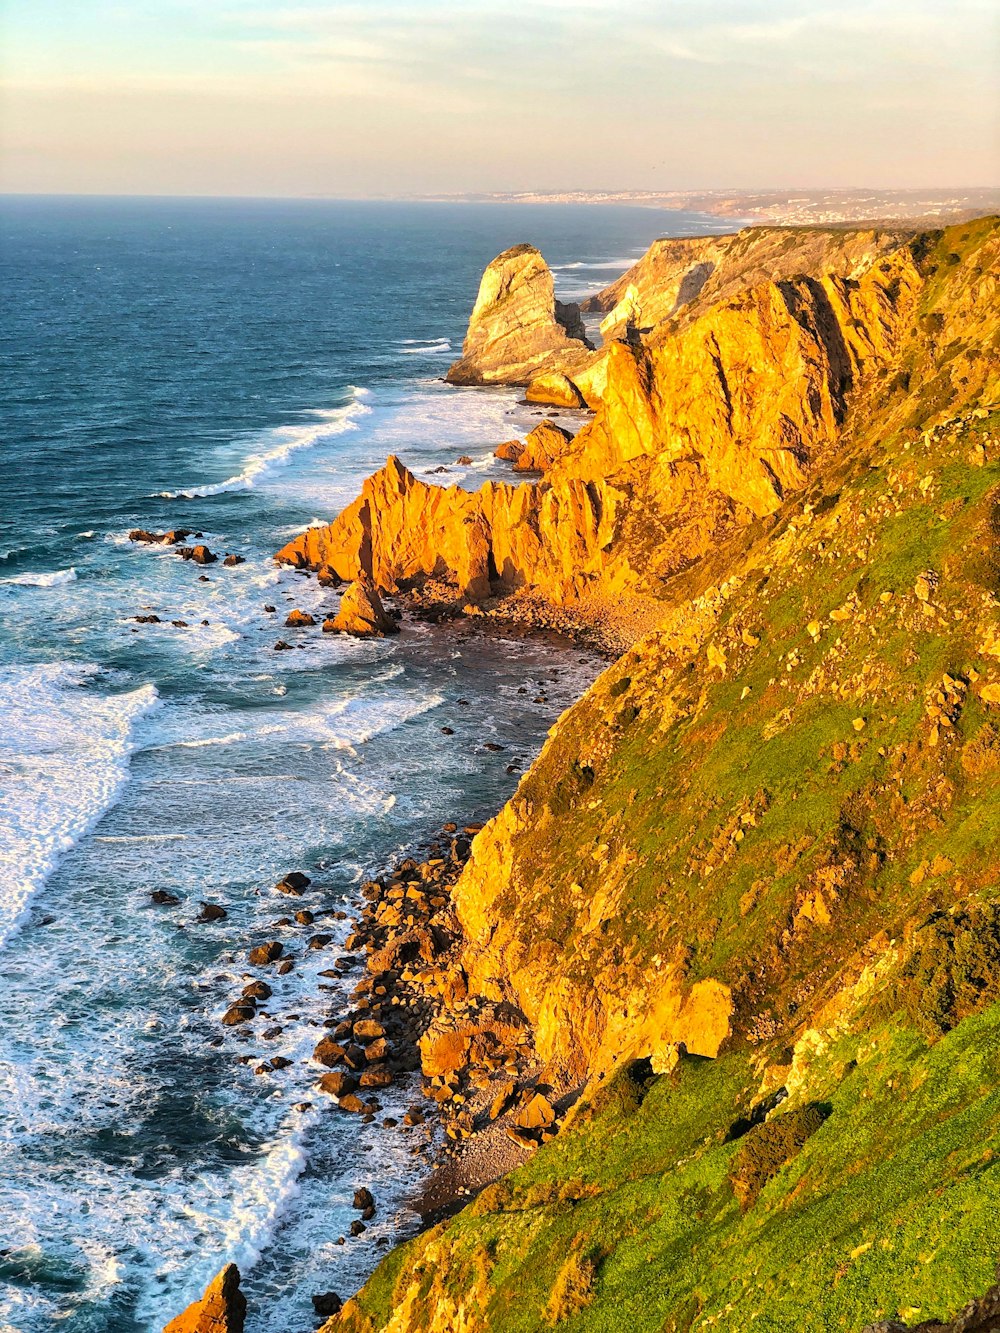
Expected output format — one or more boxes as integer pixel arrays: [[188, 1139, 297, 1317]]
[[207, 613, 604, 1323]]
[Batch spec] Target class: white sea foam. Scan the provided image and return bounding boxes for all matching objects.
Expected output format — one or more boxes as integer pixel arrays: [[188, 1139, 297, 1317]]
[[0, 662, 158, 948], [397, 338, 451, 355], [0, 567, 77, 587], [550, 256, 640, 270], [156, 388, 372, 500]]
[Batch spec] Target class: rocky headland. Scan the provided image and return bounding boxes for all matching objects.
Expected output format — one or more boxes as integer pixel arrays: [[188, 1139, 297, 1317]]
[[173, 213, 1000, 1331]]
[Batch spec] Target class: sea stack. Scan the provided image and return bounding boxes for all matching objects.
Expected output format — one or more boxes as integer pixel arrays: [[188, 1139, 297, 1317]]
[[445, 244, 593, 387], [162, 1264, 246, 1333]]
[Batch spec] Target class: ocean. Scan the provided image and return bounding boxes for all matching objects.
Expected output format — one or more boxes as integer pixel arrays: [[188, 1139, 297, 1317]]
[[0, 196, 724, 1331]]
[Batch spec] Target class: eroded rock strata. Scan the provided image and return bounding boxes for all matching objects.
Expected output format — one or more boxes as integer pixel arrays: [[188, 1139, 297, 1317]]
[[306, 216, 1000, 1332], [172, 216, 1000, 1330]]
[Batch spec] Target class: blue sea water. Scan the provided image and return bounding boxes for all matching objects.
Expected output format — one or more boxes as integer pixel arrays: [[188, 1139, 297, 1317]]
[[0, 197, 725, 1331]]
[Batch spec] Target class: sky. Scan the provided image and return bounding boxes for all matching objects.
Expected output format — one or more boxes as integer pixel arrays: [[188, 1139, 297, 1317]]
[[0, 0, 997, 197]]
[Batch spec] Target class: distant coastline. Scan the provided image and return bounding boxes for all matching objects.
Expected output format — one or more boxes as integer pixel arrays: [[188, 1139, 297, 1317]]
[[398, 185, 1000, 228]]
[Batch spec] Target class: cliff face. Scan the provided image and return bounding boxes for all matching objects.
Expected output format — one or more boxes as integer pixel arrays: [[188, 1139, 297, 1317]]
[[566, 246, 924, 515], [583, 225, 910, 337], [445, 243, 594, 387], [280, 227, 933, 621], [320, 217, 1000, 1333]]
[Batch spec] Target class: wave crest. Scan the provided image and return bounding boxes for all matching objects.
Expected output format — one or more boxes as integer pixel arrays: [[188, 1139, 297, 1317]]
[[157, 387, 372, 500], [0, 567, 77, 588]]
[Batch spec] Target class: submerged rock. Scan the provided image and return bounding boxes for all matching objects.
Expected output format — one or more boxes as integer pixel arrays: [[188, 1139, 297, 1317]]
[[150, 890, 181, 906], [275, 871, 311, 896]]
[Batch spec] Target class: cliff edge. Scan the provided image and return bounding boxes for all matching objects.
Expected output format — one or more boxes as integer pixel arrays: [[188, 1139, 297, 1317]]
[[309, 217, 1000, 1332]]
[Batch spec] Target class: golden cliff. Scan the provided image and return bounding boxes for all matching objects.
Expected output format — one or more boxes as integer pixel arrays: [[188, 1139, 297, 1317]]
[[317, 215, 1000, 1333], [277, 225, 944, 632]]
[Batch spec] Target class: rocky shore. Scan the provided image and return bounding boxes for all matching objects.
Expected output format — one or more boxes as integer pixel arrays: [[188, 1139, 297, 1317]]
[[168, 803, 576, 1332], [168, 214, 1000, 1331]]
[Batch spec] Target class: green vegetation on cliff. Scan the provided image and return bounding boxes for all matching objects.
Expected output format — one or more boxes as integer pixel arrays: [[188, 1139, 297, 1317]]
[[323, 219, 1000, 1333]]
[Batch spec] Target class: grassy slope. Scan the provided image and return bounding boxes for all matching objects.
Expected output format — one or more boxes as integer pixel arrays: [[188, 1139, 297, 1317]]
[[333, 219, 1000, 1333]]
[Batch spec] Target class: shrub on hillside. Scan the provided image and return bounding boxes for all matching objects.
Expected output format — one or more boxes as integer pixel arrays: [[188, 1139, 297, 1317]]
[[728, 1104, 827, 1210]]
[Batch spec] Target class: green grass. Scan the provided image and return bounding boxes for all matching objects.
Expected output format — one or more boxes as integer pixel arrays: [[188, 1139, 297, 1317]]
[[359, 1002, 1000, 1332], [337, 224, 1000, 1333]]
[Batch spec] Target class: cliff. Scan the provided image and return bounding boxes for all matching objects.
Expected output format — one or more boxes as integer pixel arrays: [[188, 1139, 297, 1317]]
[[310, 216, 1000, 1332], [278, 223, 993, 640], [444, 243, 594, 387]]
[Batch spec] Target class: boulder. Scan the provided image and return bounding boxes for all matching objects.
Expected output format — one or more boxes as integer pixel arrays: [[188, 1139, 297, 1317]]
[[178, 545, 217, 565], [222, 554, 245, 567], [312, 1293, 343, 1318], [446, 244, 593, 386], [324, 581, 397, 638], [515, 1092, 556, 1130], [494, 440, 525, 462], [248, 941, 283, 966], [317, 1070, 358, 1097], [353, 1019, 385, 1042], [197, 902, 227, 922], [313, 1036, 348, 1067], [242, 981, 272, 1001], [275, 871, 311, 896], [353, 1187, 375, 1211], [359, 1067, 393, 1089], [512, 420, 575, 474], [284, 609, 315, 628], [163, 1263, 246, 1333], [221, 1003, 255, 1027], [364, 1037, 389, 1063], [525, 370, 586, 408]]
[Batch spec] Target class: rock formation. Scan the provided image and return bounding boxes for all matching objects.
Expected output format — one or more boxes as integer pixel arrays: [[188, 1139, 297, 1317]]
[[163, 1264, 246, 1333], [277, 225, 955, 635], [275, 452, 629, 606], [323, 580, 397, 637], [445, 244, 594, 386], [305, 217, 1000, 1333]]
